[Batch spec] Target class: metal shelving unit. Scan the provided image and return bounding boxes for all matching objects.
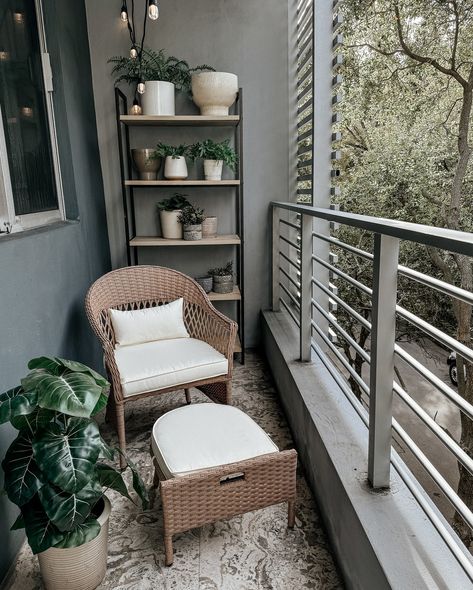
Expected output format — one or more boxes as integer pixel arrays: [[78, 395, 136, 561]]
[[115, 87, 245, 361]]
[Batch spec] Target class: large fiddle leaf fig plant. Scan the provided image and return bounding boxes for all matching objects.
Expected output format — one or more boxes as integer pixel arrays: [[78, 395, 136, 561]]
[[0, 357, 148, 554]]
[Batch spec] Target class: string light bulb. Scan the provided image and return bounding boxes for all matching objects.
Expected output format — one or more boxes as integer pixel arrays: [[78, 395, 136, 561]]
[[148, 0, 159, 20], [120, 2, 128, 22], [137, 81, 146, 94], [129, 99, 142, 115], [130, 46, 138, 59]]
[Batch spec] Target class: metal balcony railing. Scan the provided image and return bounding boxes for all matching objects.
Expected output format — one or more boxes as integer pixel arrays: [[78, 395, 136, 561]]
[[271, 201, 473, 579]]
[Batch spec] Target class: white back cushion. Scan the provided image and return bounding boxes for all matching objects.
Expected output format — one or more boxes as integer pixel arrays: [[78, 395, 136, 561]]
[[109, 298, 189, 347]]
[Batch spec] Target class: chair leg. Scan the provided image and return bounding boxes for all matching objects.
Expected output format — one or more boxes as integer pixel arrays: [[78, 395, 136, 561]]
[[115, 402, 127, 469], [288, 500, 295, 528], [184, 388, 191, 404], [164, 534, 174, 566]]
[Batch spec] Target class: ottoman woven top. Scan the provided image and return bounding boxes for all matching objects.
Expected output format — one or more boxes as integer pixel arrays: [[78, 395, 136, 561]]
[[151, 403, 279, 478]]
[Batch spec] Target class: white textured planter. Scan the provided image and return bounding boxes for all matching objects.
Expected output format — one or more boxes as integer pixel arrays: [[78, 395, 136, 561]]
[[204, 160, 223, 181], [38, 496, 111, 590], [202, 216, 218, 238], [141, 81, 175, 115], [164, 156, 188, 180], [191, 72, 238, 116], [160, 209, 182, 239]]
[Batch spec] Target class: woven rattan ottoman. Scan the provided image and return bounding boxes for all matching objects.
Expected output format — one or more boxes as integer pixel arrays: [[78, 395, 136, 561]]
[[151, 403, 297, 566]]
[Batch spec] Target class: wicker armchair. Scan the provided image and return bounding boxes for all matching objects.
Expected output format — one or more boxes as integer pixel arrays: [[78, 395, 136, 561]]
[[85, 266, 237, 466]]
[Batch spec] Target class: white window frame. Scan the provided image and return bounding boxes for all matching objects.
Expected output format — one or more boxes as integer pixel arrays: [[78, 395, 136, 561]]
[[0, 0, 65, 236]]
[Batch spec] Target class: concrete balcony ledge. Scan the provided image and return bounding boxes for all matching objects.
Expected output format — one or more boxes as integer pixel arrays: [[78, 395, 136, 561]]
[[262, 309, 473, 590]]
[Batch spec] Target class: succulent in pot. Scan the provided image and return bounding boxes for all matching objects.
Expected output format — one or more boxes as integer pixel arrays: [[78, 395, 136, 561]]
[[157, 193, 191, 239], [109, 48, 214, 115], [209, 261, 234, 294], [0, 356, 148, 590], [152, 142, 189, 180], [189, 139, 237, 181], [178, 204, 205, 241]]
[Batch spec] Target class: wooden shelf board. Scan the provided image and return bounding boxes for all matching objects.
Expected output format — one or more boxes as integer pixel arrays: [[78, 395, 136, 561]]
[[130, 234, 241, 247], [125, 180, 240, 187], [120, 114, 240, 127], [208, 286, 241, 301]]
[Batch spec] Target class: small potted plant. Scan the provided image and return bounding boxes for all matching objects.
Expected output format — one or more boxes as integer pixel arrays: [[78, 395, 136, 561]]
[[109, 48, 214, 115], [191, 71, 238, 116], [178, 204, 205, 240], [189, 139, 238, 181], [157, 193, 190, 239], [0, 356, 148, 590], [194, 275, 213, 293], [152, 142, 189, 179], [209, 261, 234, 294]]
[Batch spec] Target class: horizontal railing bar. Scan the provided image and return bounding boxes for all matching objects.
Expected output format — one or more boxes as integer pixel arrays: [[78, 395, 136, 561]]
[[297, 112, 312, 129], [298, 158, 313, 168], [298, 129, 312, 142], [298, 97, 313, 116], [298, 144, 313, 157], [297, 174, 312, 182], [311, 277, 371, 330], [297, 188, 313, 195], [313, 232, 373, 260], [280, 296, 300, 327], [297, 68, 313, 92], [297, 80, 312, 103], [312, 254, 372, 295], [311, 323, 369, 394], [273, 202, 473, 257], [298, 34, 313, 61], [399, 265, 473, 307], [280, 266, 301, 290], [297, 13, 313, 42], [393, 382, 473, 477], [297, 0, 312, 25], [312, 299, 370, 362], [280, 235, 301, 251], [280, 218, 301, 231], [280, 281, 301, 308], [279, 250, 300, 270], [394, 344, 473, 420]]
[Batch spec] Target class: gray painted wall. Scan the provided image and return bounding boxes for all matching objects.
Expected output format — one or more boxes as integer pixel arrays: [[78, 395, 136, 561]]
[[0, 0, 110, 581], [85, 0, 290, 346]]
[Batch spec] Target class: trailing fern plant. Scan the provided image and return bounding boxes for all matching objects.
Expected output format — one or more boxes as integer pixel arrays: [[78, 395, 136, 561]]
[[152, 142, 189, 159], [0, 357, 148, 554], [109, 48, 214, 94]]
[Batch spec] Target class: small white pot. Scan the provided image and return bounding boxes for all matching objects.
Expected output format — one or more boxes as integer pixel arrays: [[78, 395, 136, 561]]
[[38, 496, 111, 590], [141, 81, 175, 116], [160, 209, 183, 239], [202, 216, 218, 238], [164, 156, 188, 180], [204, 160, 223, 181], [191, 72, 238, 116]]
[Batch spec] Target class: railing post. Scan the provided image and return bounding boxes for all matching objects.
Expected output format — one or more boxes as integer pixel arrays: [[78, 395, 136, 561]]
[[271, 205, 280, 311], [368, 233, 400, 488], [299, 213, 312, 361]]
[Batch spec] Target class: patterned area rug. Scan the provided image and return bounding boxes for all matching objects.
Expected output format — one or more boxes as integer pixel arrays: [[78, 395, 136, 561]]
[[9, 352, 342, 590]]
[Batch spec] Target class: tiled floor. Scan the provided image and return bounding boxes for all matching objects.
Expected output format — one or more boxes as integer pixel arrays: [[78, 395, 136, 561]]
[[9, 353, 343, 590]]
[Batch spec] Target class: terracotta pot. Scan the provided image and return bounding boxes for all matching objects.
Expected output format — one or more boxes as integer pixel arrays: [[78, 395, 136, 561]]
[[160, 210, 182, 239], [164, 156, 188, 180], [38, 496, 111, 590], [131, 149, 161, 180], [191, 72, 238, 116], [183, 224, 202, 240], [204, 160, 223, 181], [195, 275, 213, 293], [202, 216, 218, 238], [141, 81, 175, 115], [212, 275, 234, 294]]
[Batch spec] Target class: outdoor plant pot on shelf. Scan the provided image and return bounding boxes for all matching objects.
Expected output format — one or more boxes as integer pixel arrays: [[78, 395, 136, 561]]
[[189, 139, 237, 181], [164, 156, 188, 180], [191, 71, 238, 116], [157, 193, 190, 239], [204, 160, 223, 181], [209, 261, 234, 294], [141, 80, 175, 115], [178, 203, 205, 241], [0, 357, 148, 590], [195, 275, 213, 293], [202, 216, 218, 238], [183, 224, 202, 240], [131, 148, 161, 180]]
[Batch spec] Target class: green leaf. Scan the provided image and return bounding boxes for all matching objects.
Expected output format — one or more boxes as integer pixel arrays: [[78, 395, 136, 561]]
[[56, 358, 109, 388], [10, 512, 25, 531], [2, 432, 43, 506], [39, 481, 102, 532], [28, 357, 63, 375], [99, 438, 116, 461], [96, 463, 132, 501], [33, 418, 101, 493], [11, 407, 55, 433], [22, 497, 64, 554], [91, 391, 109, 416], [120, 453, 149, 510], [0, 387, 37, 424], [53, 516, 100, 549], [24, 370, 102, 418]]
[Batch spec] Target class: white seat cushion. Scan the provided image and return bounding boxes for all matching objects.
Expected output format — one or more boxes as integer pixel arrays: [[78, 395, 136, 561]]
[[151, 403, 279, 478], [114, 338, 228, 397]]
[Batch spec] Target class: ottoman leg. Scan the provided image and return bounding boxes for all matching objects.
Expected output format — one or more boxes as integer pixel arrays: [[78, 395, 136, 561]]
[[185, 389, 191, 404], [164, 534, 174, 566], [288, 500, 295, 528]]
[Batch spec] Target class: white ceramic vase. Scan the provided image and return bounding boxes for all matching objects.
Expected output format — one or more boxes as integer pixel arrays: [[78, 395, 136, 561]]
[[160, 209, 183, 239], [191, 72, 238, 116], [164, 156, 188, 180], [203, 160, 223, 181], [141, 81, 175, 115], [38, 496, 111, 590]]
